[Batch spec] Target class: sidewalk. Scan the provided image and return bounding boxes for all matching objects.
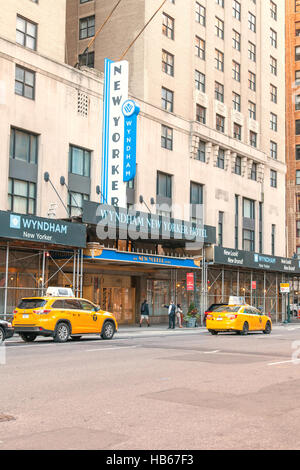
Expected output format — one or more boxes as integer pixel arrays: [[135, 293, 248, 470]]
[[116, 324, 204, 339]]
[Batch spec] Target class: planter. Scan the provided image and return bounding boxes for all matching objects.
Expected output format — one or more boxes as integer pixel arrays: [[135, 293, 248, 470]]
[[186, 317, 197, 328]]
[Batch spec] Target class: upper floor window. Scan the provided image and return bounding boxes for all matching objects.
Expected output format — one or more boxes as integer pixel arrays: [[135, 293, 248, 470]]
[[15, 65, 35, 100], [270, 1, 277, 20], [233, 0, 241, 21], [79, 16, 95, 40], [248, 12, 256, 32], [10, 128, 38, 164], [162, 50, 174, 76], [270, 28, 277, 48], [162, 87, 174, 112], [196, 3, 206, 26], [195, 70, 205, 92], [157, 172, 172, 198], [161, 125, 173, 150], [69, 145, 91, 177], [215, 17, 224, 39], [162, 13, 174, 39], [16, 15, 37, 50], [8, 178, 36, 215]]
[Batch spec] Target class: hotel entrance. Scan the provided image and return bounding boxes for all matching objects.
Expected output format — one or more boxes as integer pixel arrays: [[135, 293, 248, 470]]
[[101, 287, 136, 325]]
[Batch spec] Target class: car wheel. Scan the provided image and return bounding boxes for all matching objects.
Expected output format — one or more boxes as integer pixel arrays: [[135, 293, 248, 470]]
[[208, 329, 218, 335], [54, 322, 70, 343], [70, 336, 82, 341], [241, 322, 249, 336], [0, 327, 5, 344], [101, 321, 115, 340], [19, 333, 37, 343], [263, 321, 272, 335]]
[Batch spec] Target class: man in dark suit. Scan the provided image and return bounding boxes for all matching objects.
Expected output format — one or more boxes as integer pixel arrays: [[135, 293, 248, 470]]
[[162, 300, 176, 329]]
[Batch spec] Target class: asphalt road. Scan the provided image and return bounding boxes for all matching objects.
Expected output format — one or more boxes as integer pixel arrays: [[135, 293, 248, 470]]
[[1, 325, 300, 450]]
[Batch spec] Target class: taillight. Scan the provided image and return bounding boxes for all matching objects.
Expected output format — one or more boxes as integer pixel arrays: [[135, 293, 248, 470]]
[[13, 309, 18, 314], [226, 314, 238, 320], [207, 314, 213, 320], [33, 309, 51, 315]]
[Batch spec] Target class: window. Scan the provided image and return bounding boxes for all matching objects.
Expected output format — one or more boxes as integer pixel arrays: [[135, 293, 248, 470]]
[[243, 229, 255, 251], [196, 36, 205, 59], [270, 56, 277, 75], [162, 87, 174, 112], [233, 1, 241, 20], [232, 61, 240, 81], [216, 114, 225, 133], [215, 17, 224, 39], [297, 70, 300, 86], [16, 16, 37, 50], [250, 162, 257, 181], [10, 128, 38, 164], [296, 120, 300, 135], [270, 112, 277, 131], [248, 42, 256, 62], [215, 82, 224, 102], [8, 178, 36, 215], [233, 92, 241, 111], [296, 22, 300, 37], [162, 50, 174, 76], [190, 182, 203, 204], [271, 224, 275, 256], [215, 49, 224, 71], [162, 13, 174, 39], [235, 156, 242, 175], [270, 169, 277, 188], [296, 145, 300, 160], [250, 131, 257, 147], [79, 16, 95, 39], [161, 125, 173, 150], [196, 104, 206, 124], [15, 65, 35, 100], [249, 101, 256, 120], [270, 141, 278, 159], [217, 0, 224, 6], [248, 12, 256, 32], [296, 95, 300, 111], [270, 84, 277, 104], [270, 28, 277, 48], [217, 148, 225, 168], [157, 172, 172, 198], [297, 221, 300, 238], [196, 141, 206, 162], [68, 192, 89, 217], [296, 0, 300, 13], [69, 145, 91, 177], [195, 70, 205, 92], [218, 212, 224, 246], [233, 30, 241, 51], [296, 46, 300, 61], [270, 1, 277, 20], [297, 170, 300, 185], [248, 71, 256, 91], [243, 198, 255, 219], [234, 123, 242, 140], [196, 3, 206, 25], [78, 51, 94, 68]]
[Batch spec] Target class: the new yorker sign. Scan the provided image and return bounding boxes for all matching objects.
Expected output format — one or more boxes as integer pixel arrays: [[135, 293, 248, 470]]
[[101, 59, 139, 208]]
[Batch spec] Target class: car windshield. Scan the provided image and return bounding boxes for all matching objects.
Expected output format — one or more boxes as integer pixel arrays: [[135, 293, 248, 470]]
[[213, 306, 240, 313], [18, 299, 47, 309]]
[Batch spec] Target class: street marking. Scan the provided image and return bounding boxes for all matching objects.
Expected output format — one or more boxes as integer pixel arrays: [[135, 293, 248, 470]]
[[203, 350, 220, 354], [268, 359, 295, 366], [85, 346, 138, 352]]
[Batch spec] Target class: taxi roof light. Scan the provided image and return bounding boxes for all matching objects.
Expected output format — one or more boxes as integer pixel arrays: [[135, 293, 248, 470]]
[[46, 287, 74, 298]]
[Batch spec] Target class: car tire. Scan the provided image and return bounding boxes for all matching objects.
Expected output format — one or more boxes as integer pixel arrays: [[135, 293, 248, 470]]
[[19, 333, 37, 343], [208, 329, 218, 335], [70, 336, 82, 341], [0, 327, 5, 344], [101, 321, 115, 340], [54, 322, 70, 343], [263, 321, 272, 335], [240, 322, 249, 336]]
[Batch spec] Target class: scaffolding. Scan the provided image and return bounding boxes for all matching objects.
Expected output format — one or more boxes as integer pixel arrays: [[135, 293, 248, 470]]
[[0, 243, 83, 320]]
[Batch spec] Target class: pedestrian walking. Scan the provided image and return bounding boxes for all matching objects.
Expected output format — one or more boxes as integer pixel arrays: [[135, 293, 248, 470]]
[[140, 299, 150, 327], [162, 300, 176, 329], [176, 303, 183, 328]]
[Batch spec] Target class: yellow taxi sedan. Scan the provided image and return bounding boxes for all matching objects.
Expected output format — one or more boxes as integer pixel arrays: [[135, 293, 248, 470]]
[[206, 304, 272, 336], [12, 296, 118, 343]]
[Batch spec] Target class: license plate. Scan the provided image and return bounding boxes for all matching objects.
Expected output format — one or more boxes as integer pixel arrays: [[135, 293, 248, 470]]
[[23, 314, 29, 319]]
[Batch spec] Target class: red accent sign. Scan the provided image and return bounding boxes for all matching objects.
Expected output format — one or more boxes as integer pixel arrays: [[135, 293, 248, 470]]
[[252, 281, 257, 290], [186, 273, 195, 291]]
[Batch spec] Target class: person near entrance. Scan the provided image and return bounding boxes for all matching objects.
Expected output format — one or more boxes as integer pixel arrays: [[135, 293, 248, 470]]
[[163, 300, 176, 329], [176, 303, 183, 328], [140, 300, 150, 327]]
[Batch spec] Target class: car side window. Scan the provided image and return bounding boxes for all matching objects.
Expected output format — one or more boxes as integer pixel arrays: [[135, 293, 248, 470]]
[[52, 300, 65, 309], [79, 301, 94, 311], [64, 299, 81, 310]]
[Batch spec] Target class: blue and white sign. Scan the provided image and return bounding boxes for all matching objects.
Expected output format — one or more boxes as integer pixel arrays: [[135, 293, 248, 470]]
[[122, 100, 140, 182], [101, 58, 129, 208]]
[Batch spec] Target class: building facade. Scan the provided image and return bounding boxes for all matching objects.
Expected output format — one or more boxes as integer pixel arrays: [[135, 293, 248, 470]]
[[286, 0, 300, 259]]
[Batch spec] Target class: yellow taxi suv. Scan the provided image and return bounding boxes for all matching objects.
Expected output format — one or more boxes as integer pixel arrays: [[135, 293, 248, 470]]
[[12, 290, 118, 343], [206, 304, 272, 336]]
